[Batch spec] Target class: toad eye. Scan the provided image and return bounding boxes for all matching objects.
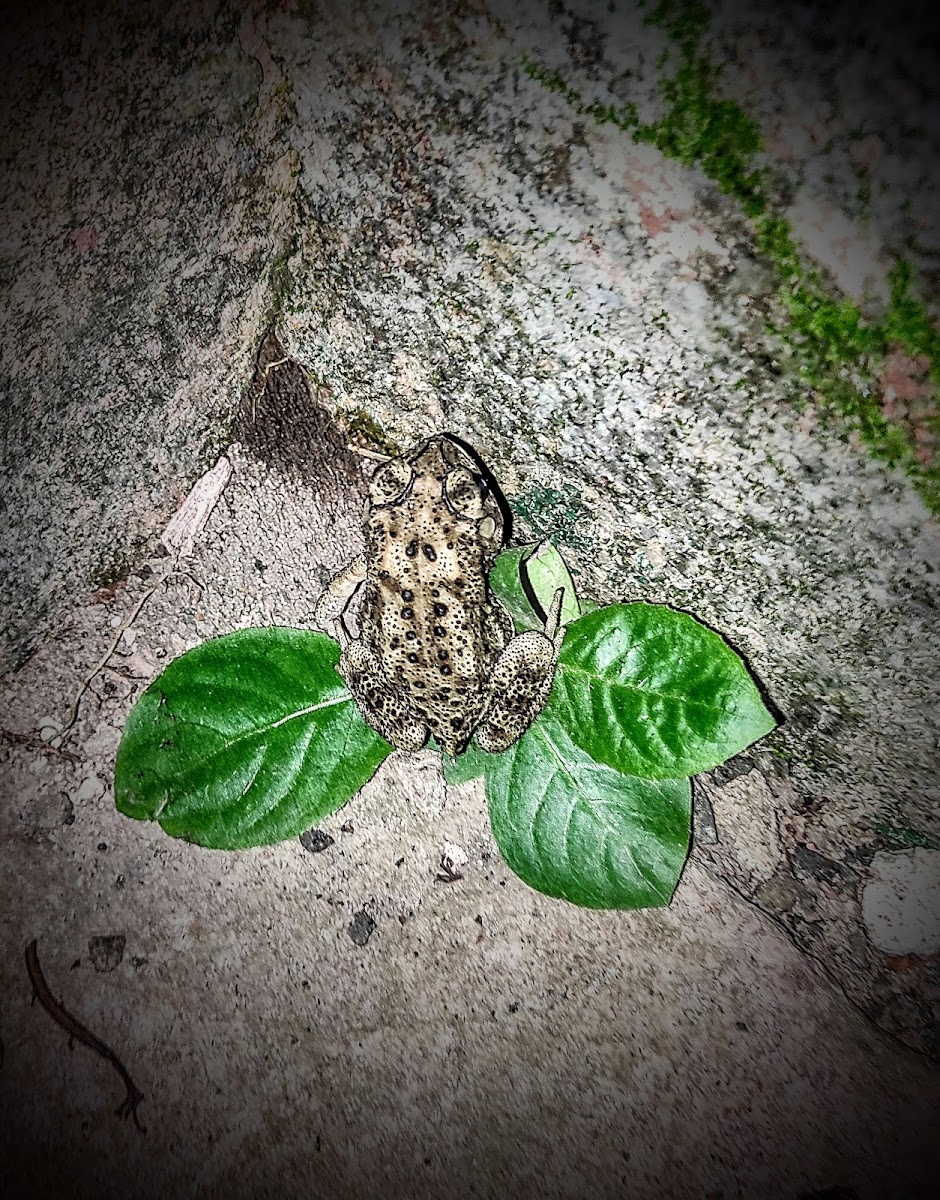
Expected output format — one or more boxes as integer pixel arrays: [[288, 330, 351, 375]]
[[370, 456, 414, 505], [444, 466, 491, 520]]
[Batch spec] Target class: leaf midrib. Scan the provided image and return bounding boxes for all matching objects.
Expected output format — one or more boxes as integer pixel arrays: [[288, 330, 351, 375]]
[[529, 723, 667, 901], [165, 694, 352, 754], [557, 660, 735, 713]]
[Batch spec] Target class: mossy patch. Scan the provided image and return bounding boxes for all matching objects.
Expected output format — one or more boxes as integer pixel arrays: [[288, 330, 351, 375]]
[[869, 822, 940, 852], [345, 411, 400, 457], [523, 0, 940, 513], [509, 483, 593, 551]]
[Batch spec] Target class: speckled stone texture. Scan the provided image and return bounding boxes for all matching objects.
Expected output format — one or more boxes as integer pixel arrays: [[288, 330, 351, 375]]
[[0, 0, 297, 671], [1, 1, 938, 1198]]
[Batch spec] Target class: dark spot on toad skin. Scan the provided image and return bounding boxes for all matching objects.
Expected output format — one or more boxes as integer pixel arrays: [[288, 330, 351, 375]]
[[433, 603, 448, 617], [441, 665, 452, 676], [402, 607, 414, 619], [450, 717, 464, 730], [406, 540, 418, 557], [402, 589, 414, 602], [437, 649, 448, 660], [407, 652, 419, 663], [434, 626, 446, 637], [423, 544, 437, 561]]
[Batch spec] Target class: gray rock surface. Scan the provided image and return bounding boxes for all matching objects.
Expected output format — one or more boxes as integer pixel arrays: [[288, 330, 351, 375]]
[[2, 1, 938, 1196], [0, 0, 296, 670]]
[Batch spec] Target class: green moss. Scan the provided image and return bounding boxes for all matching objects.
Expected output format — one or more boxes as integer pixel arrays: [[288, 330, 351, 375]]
[[884, 259, 940, 373], [869, 821, 940, 852], [345, 411, 400, 457], [509, 483, 593, 551], [637, 1, 766, 216], [268, 250, 294, 311], [523, 0, 940, 513]]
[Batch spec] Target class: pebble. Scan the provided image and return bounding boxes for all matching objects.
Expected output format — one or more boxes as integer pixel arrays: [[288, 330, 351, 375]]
[[76, 774, 106, 802], [862, 848, 940, 956]]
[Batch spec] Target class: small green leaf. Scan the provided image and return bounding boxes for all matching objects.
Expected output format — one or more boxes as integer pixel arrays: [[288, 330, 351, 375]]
[[486, 714, 690, 908], [489, 541, 581, 631], [489, 547, 541, 631], [523, 541, 582, 624], [551, 603, 776, 778], [115, 628, 390, 849]]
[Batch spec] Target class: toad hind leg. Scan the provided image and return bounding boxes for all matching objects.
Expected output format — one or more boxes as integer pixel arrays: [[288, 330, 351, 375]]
[[339, 639, 429, 752], [475, 588, 565, 754]]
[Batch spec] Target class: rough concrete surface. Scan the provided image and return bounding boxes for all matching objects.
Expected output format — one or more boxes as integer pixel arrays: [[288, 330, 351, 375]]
[[2, 1, 939, 1198]]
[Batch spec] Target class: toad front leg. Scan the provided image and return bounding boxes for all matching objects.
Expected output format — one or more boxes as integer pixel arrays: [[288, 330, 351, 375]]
[[313, 556, 366, 648], [475, 588, 565, 753]]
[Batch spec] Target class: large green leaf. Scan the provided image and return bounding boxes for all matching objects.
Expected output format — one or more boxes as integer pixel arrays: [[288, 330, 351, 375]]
[[486, 714, 690, 908], [115, 628, 390, 849], [551, 603, 776, 778]]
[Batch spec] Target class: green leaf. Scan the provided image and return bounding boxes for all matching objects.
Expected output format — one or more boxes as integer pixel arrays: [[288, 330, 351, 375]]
[[489, 547, 541, 631], [522, 541, 582, 624], [486, 714, 690, 908], [115, 628, 390, 849], [551, 603, 776, 778], [489, 541, 581, 632], [441, 740, 492, 784]]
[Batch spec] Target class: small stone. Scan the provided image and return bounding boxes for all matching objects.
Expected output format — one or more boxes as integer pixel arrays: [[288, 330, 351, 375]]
[[76, 775, 105, 802], [88, 934, 126, 972], [441, 840, 467, 869], [300, 828, 335, 853], [348, 910, 375, 946], [693, 793, 719, 846], [862, 849, 940, 956], [753, 870, 813, 913]]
